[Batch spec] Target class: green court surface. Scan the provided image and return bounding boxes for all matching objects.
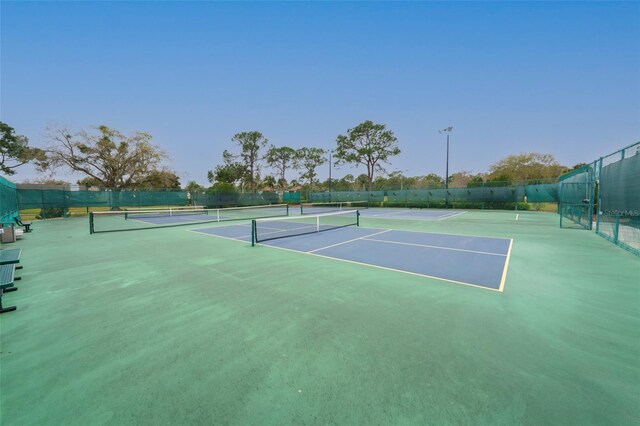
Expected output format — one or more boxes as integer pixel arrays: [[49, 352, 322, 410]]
[[0, 210, 638, 425]]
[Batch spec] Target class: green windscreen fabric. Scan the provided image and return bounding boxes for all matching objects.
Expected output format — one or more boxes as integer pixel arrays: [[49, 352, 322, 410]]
[[0, 176, 18, 222], [600, 154, 640, 212], [558, 165, 595, 230], [68, 190, 111, 207], [283, 191, 300, 203], [17, 189, 46, 209], [387, 186, 522, 208], [309, 191, 384, 204], [597, 148, 640, 255], [18, 186, 280, 214], [192, 191, 279, 208], [525, 183, 559, 202], [17, 188, 190, 210]]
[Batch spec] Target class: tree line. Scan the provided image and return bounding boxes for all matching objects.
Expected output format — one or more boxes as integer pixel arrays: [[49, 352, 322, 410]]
[[205, 120, 400, 193], [0, 120, 581, 192]]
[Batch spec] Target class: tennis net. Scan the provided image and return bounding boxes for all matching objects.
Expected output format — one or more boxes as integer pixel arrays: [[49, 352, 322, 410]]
[[300, 201, 368, 215], [124, 208, 209, 220], [252, 209, 360, 246], [125, 205, 205, 215], [90, 204, 289, 234]]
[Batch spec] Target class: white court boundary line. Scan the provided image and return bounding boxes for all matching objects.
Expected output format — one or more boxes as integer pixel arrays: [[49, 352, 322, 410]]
[[359, 237, 507, 257], [366, 227, 514, 242], [308, 229, 391, 253], [437, 211, 467, 221], [498, 239, 514, 292], [361, 209, 466, 221]]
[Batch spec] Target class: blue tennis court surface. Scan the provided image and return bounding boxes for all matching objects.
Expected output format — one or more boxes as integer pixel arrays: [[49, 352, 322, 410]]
[[193, 224, 513, 291]]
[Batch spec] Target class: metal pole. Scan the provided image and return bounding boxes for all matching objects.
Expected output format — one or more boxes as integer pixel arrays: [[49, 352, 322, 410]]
[[445, 133, 450, 208], [329, 150, 332, 195], [439, 127, 453, 209]]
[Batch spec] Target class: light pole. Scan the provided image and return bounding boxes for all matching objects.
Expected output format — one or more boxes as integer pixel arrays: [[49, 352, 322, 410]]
[[328, 149, 333, 198], [439, 127, 453, 208], [395, 169, 408, 190]]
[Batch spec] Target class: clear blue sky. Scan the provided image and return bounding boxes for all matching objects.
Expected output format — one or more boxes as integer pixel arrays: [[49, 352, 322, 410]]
[[1, 1, 639, 186]]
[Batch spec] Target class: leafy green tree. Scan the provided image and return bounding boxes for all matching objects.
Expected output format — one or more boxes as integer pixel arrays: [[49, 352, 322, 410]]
[[184, 180, 205, 193], [260, 175, 277, 190], [407, 174, 443, 189], [0, 121, 45, 175], [208, 163, 244, 185], [448, 171, 476, 188], [139, 169, 181, 189], [424, 173, 444, 186], [77, 176, 103, 188], [465, 174, 485, 187], [184, 180, 205, 205], [488, 153, 567, 181], [385, 171, 404, 190], [485, 174, 511, 186], [289, 178, 300, 188], [568, 163, 588, 172], [335, 121, 401, 190], [265, 146, 297, 190], [207, 182, 236, 194], [354, 174, 369, 191], [296, 147, 326, 188], [217, 131, 268, 192], [40, 125, 167, 189], [342, 174, 356, 191], [372, 175, 389, 190]]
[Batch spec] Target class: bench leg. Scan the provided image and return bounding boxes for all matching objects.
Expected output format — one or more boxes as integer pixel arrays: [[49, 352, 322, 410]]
[[15, 277, 21, 281], [0, 305, 17, 313], [0, 290, 16, 313], [16, 266, 23, 270], [4, 287, 17, 293]]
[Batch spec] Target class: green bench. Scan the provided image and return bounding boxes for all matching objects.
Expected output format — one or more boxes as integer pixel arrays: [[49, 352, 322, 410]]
[[0, 248, 22, 270], [0, 264, 20, 314], [14, 216, 32, 232]]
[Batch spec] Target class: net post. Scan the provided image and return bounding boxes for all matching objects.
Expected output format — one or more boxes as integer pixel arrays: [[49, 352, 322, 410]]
[[559, 183, 564, 228], [89, 212, 94, 234], [596, 157, 603, 233], [357, 210, 360, 226], [251, 219, 256, 246], [588, 180, 595, 231]]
